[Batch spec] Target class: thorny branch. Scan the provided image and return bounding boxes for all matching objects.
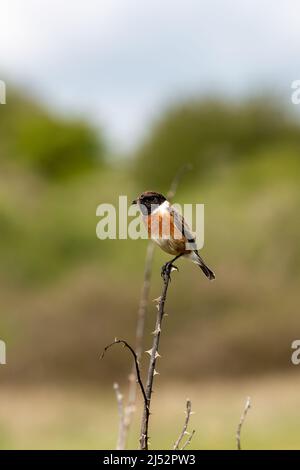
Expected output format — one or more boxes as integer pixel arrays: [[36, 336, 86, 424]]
[[173, 399, 195, 450], [139, 265, 173, 450], [115, 164, 192, 449], [236, 396, 251, 450]]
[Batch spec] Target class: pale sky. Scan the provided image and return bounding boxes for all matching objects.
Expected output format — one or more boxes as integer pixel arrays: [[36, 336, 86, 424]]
[[1, 0, 300, 150]]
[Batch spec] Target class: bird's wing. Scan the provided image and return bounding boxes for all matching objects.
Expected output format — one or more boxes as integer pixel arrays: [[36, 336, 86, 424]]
[[168, 205, 197, 249]]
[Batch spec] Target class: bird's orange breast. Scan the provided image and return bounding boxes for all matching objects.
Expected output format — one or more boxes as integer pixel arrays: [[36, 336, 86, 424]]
[[145, 211, 175, 239], [143, 210, 187, 255]]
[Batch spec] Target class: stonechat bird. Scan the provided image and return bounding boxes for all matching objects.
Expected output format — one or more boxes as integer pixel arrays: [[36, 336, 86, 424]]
[[132, 191, 215, 280]]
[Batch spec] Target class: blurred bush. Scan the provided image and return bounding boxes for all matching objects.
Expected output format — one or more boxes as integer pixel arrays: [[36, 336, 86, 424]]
[[1, 88, 300, 386], [0, 89, 104, 179], [134, 96, 300, 188]]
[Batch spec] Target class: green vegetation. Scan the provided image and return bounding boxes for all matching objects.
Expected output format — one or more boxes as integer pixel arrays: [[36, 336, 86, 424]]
[[134, 96, 300, 188], [0, 90, 104, 179], [0, 87, 300, 448]]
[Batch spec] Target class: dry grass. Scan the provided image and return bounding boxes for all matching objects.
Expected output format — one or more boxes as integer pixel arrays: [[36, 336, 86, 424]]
[[1, 372, 300, 449]]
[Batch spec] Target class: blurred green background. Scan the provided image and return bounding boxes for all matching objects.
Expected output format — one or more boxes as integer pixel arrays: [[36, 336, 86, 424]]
[[1, 0, 300, 450], [1, 87, 300, 449]]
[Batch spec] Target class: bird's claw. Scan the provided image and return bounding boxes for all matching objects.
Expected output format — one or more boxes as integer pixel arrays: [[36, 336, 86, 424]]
[[161, 262, 179, 281]]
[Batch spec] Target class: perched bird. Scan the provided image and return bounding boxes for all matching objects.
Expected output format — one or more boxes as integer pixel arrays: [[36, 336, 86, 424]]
[[132, 191, 215, 280]]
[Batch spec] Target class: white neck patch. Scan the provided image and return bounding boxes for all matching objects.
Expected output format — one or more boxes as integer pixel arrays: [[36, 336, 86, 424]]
[[151, 200, 170, 214]]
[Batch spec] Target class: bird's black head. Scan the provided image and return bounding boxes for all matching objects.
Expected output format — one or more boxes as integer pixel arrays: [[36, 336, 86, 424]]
[[132, 191, 167, 215]]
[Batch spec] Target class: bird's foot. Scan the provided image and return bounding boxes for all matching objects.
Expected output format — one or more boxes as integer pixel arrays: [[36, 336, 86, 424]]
[[161, 262, 179, 281]]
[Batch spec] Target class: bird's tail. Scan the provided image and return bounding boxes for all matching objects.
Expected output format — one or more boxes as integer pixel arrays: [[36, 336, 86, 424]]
[[189, 251, 215, 281]]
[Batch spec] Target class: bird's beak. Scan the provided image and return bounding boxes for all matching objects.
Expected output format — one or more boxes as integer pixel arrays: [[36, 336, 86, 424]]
[[132, 198, 137, 205]]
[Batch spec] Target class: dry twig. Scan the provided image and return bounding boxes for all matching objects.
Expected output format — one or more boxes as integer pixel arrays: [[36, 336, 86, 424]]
[[119, 242, 155, 448], [236, 396, 251, 450], [113, 383, 125, 450], [101, 340, 148, 422], [181, 430, 196, 450], [173, 399, 195, 450], [167, 163, 192, 200]]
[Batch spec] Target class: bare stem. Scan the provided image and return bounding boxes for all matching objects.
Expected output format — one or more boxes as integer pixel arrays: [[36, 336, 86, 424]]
[[236, 396, 251, 450], [139, 267, 173, 450], [135, 243, 155, 361], [173, 399, 195, 450], [181, 430, 196, 450], [167, 163, 192, 200], [119, 242, 155, 448], [113, 383, 125, 450], [101, 340, 148, 423]]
